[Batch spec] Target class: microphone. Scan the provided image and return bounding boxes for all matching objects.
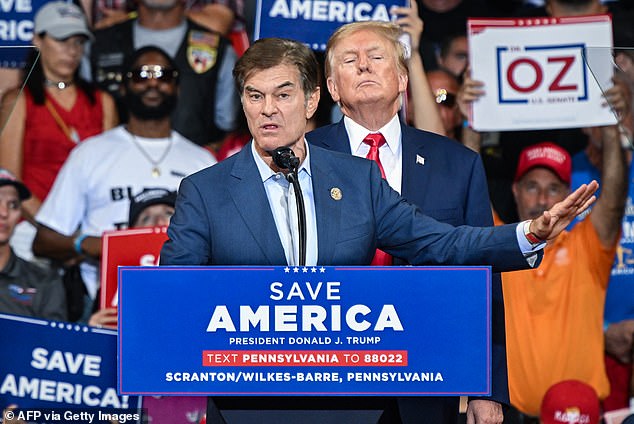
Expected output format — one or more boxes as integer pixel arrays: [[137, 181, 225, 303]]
[[269, 147, 306, 266], [271, 147, 300, 171]]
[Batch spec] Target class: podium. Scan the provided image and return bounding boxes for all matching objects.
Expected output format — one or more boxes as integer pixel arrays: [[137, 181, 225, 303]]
[[118, 266, 491, 423]]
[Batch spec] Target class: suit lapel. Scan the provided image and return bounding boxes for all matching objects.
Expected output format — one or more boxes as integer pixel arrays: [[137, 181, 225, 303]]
[[227, 144, 287, 265], [400, 124, 432, 204], [318, 119, 352, 154], [310, 146, 342, 265]]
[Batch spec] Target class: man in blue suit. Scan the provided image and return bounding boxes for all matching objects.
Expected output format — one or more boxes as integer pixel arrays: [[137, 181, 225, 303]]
[[305, 20, 505, 424], [160, 37, 597, 423]]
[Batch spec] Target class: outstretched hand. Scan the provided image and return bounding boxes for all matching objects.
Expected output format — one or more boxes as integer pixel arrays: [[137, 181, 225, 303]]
[[529, 180, 599, 241]]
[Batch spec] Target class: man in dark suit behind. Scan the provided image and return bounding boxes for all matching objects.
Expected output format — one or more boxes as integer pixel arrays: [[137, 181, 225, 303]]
[[305, 19, 505, 424], [160, 37, 597, 424]]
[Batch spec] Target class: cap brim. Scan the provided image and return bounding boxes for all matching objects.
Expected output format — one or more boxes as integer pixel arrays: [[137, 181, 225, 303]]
[[47, 25, 94, 42]]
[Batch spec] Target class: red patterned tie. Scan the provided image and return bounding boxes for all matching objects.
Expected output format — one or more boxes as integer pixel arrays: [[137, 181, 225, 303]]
[[363, 133, 392, 266]]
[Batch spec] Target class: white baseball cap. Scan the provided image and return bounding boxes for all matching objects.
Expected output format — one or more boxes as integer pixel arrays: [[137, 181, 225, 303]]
[[34, 1, 93, 41]]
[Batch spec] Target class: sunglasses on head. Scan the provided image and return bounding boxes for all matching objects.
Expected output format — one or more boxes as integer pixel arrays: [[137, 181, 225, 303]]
[[434, 88, 457, 108], [126, 65, 179, 83]]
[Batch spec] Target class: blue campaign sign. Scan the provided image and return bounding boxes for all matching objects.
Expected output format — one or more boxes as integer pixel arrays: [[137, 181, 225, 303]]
[[254, 0, 407, 51], [119, 266, 491, 396], [0, 0, 49, 67], [0, 314, 139, 412]]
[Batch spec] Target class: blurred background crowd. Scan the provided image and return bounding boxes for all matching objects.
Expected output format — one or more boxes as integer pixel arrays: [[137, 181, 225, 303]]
[[1, 0, 634, 422]]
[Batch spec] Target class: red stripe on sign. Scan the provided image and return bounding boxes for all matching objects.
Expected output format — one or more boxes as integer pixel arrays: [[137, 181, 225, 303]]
[[202, 350, 409, 367]]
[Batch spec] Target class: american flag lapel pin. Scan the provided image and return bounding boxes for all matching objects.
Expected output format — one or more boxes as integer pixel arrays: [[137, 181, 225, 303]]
[[416, 154, 425, 166]]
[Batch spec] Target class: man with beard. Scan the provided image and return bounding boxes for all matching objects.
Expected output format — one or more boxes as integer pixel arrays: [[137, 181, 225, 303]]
[[90, 0, 239, 147], [32, 46, 216, 322]]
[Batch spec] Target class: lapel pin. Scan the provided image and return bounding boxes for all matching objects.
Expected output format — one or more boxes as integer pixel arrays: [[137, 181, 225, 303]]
[[330, 187, 342, 200], [416, 154, 425, 166]]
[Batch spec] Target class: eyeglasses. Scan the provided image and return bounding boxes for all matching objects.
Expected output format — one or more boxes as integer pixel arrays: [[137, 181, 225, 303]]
[[126, 65, 178, 83], [434, 88, 457, 108]]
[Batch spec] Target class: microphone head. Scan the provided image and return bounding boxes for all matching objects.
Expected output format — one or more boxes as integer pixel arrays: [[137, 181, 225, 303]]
[[271, 147, 300, 170]]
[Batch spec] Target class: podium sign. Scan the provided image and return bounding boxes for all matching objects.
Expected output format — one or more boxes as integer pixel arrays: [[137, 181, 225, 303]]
[[118, 266, 491, 396]]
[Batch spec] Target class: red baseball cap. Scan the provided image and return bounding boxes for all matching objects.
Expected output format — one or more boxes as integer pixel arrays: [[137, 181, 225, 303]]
[[540, 380, 600, 424], [514, 142, 572, 185]]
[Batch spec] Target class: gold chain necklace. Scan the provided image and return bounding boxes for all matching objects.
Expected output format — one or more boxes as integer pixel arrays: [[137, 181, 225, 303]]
[[129, 132, 173, 178]]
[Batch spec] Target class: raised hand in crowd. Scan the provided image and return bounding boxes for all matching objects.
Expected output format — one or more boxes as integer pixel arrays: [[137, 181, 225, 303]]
[[605, 320, 634, 364], [391, 2, 445, 135]]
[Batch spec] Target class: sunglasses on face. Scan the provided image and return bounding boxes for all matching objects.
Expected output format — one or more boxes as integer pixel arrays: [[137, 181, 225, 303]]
[[126, 65, 179, 83], [434, 88, 457, 108]]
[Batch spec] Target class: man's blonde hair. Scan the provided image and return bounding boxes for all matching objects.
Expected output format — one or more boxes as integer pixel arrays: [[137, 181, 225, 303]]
[[325, 21, 408, 79]]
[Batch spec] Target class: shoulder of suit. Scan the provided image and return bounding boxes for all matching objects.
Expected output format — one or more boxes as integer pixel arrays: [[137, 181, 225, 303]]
[[403, 125, 478, 158], [310, 143, 371, 167], [305, 124, 337, 144]]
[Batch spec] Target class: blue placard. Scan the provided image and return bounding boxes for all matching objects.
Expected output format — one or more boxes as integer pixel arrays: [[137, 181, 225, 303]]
[[119, 266, 491, 396], [254, 0, 407, 51], [0, 0, 48, 67], [0, 314, 140, 413]]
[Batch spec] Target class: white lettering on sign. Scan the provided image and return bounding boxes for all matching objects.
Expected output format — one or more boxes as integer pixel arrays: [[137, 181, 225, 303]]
[[206, 304, 403, 332], [269, 0, 390, 22], [0, 19, 33, 41], [0, 0, 31, 13], [30, 348, 102, 377]]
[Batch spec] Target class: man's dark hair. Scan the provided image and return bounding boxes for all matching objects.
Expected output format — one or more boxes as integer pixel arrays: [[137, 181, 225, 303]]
[[233, 38, 320, 100]]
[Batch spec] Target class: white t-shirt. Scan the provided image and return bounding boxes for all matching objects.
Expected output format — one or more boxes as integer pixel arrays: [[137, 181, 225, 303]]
[[36, 125, 217, 298]]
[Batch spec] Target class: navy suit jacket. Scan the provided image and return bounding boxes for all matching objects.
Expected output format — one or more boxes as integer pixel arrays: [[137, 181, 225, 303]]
[[161, 142, 531, 274], [306, 119, 510, 405]]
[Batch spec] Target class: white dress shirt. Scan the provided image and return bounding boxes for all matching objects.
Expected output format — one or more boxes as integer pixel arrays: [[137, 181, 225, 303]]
[[252, 141, 318, 266], [344, 114, 403, 193]]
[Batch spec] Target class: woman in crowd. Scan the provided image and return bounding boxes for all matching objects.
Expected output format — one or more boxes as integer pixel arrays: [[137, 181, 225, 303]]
[[0, 1, 117, 259]]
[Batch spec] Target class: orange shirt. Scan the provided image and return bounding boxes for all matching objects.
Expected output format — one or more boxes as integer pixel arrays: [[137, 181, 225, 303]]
[[503, 218, 615, 416]]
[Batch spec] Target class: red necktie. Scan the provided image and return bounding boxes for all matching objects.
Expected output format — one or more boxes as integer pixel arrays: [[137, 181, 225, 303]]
[[363, 133, 387, 178], [363, 133, 392, 266]]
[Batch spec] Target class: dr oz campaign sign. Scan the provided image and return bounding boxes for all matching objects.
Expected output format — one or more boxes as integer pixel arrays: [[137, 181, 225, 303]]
[[254, 0, 406, 51], [467, 15, 615, 131], [118, 266, 491, 396]]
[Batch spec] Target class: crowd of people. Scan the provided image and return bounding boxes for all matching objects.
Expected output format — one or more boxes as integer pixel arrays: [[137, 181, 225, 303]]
[[1, 0, 634, 423]]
